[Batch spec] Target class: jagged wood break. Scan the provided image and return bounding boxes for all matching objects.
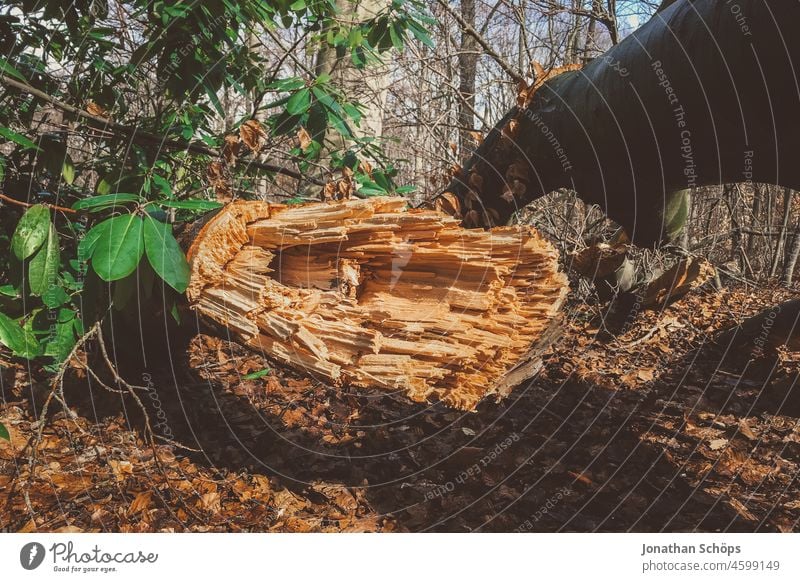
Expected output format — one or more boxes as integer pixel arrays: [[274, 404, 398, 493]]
[[186, 197, 567, 410]]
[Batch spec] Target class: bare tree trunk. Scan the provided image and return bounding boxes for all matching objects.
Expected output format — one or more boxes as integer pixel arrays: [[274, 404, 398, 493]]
[[565, 0, 583, 64], [584, 0, 600, 61], [783, 232, 800, 286], [747, 185, 761, 257], [458, 0, 479, 160], [315, 0, 388, 145], [770, 187, 792, 278]]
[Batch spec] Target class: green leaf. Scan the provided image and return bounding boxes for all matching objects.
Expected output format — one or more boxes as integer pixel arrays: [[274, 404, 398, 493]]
[[0, 57, 27, 82], [0, 126, 39, 150], [156, 199, 223, 211], [342, 103, 362, 125], [327, 111, 352, 138], [389, 23, 405, 51], [243, 368, 270, 380], [408, 20, 434, 47], [151, 173, 172, 196], [203, 81, 225, 117], [96, 177, 112, 195], [143, 215, 190, 293], [18, 317, 43, 360], [372, 170, 392, 191], [90, 214, 144, 281], [267, 77, 306, 91], [284, 197, 312, 205], [11, 204, 50, 260], [44, 314, 78, 361], [42, 285, 69, 309], [0, 421, 8, 441], [62, 156, 75, 184], [28, 223, 60, 296], [0, 312, 25, 354], [72, 193, 141, 212], [78, 220, 111, 261], [286, 88, 311, 115]]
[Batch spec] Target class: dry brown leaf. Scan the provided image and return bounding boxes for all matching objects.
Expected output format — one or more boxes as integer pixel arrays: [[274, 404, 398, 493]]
[[240, 119, 267, 153], [108, 459, 133, 482], [199, 491, 221, 513], [86, 101, 109, 117], [297, 127, 312, 150], [222, 135, 240, 165], [738, 419, 758, 440], [433, 191, 461, 218], [638, 368, 655, 382], [207, 161, 232, 202], [207, 161, 224, 181], [323, 182, 337, 202], [708, 438, 729, 451], [519, 62, 582, 108], [128, 491, 153, 515]]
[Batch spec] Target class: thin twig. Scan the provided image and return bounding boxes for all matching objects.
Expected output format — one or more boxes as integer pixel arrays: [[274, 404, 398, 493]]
[[435, 0, 525, 84], [0, 192, 78, 215], [22, 321, 103, 515]]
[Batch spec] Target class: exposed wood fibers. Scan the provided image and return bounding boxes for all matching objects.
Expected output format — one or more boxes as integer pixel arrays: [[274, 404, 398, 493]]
[[187, 197, 567, 410]]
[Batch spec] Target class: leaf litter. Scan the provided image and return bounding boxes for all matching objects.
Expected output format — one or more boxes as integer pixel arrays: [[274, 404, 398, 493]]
[[2, 284, 800, 532]]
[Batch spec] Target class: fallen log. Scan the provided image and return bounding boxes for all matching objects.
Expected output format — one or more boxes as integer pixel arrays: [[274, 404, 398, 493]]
[[714, 298, 800, 357], [186, 197, 567, 410], [438, 0, 800, 247]]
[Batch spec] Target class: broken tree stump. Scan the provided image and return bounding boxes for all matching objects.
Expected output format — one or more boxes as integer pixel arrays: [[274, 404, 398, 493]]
[[186, 197, 567, 410]]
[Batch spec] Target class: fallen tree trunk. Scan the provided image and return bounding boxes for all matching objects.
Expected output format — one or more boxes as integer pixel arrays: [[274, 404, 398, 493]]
[[714, 298, 800, 357], [440, 0, 800, 247], [186, 197, 567, 410]]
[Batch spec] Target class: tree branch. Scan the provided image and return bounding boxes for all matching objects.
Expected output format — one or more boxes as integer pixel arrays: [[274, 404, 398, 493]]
[[0, 192, 78, 214], [0, 75, 324, 186], [435, 0, 526, 84]]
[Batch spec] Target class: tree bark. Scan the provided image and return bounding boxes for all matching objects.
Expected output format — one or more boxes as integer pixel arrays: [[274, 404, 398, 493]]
[[714, 298, 800, 356], [782, 229, 800, 286], [770, 188, 792, 278], [315, 0, 389, 144], [458, 0, 479, 160], [437, 0, 800, 248]]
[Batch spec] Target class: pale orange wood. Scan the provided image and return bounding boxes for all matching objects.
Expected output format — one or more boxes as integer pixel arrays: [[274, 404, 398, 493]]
[[187, 196, 567, 410]]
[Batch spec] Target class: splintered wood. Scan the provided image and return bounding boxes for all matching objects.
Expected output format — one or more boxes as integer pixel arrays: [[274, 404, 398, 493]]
[[186, 197, 567, 410]]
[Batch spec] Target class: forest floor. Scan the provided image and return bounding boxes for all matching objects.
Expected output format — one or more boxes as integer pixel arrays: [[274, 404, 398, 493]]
[[2, 283, 800, 532]]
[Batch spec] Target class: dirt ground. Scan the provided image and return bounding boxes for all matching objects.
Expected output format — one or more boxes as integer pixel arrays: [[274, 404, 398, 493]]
[[2, 284, 799, 532]]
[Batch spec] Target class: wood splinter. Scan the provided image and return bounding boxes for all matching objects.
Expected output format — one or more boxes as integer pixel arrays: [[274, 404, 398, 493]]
[[186, 196, 567, 411]]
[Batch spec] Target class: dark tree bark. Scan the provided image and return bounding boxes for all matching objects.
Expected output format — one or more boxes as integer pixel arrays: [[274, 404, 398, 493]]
[[438, 0, 800, 248], [783, 229, 800, 286]]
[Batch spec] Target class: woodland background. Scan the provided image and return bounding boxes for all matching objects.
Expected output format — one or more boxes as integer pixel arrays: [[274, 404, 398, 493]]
[[1, 0, 800, 532]]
